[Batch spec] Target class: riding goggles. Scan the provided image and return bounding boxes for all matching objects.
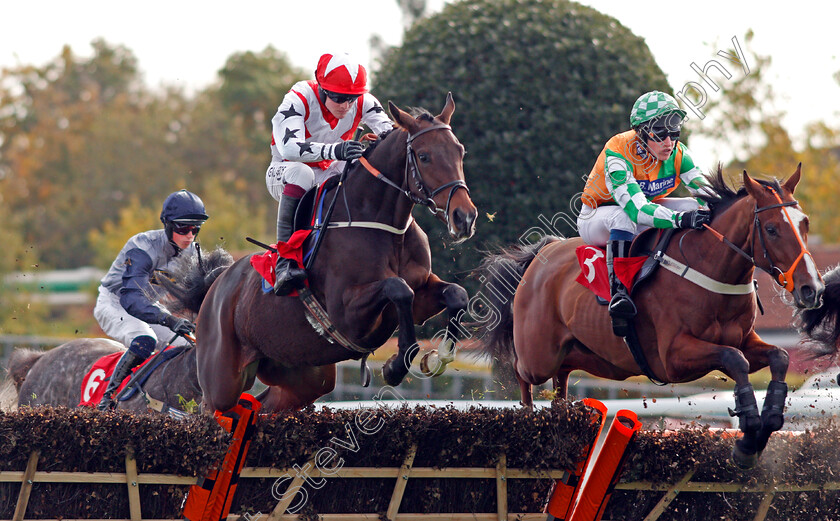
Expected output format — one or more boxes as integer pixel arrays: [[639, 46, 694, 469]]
[[172, 223, 201, 235], [648, 125, 681, 141], [323, 89, 360, 104]]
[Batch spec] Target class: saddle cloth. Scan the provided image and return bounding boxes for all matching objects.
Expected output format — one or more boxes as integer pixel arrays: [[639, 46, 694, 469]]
[[574, 245, 647, 301], [251, 177, 338, 296], [250, 229, 313, 296], [78, 345, 183, 407]]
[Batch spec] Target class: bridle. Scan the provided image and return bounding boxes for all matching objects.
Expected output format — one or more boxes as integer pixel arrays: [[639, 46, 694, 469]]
[[358, 124, 470, 228], [700, 185, 818, 292]]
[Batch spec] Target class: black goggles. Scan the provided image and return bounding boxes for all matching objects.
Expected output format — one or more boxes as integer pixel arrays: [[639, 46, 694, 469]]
[[323, 89, 360, 104], [647, 125, 681, 142], [172, 223, 201, 235]]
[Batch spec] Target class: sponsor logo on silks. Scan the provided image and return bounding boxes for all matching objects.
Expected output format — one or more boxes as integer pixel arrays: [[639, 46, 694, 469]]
[[637, 175, 676, 197]]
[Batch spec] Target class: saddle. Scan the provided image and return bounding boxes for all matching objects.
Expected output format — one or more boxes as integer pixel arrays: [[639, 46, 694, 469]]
[[293, 176, 341, 233], [592, 228, 676, 305]]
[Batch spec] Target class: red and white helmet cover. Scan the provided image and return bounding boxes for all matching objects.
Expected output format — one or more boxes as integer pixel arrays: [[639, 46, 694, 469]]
[[315, 52, 368, 95]]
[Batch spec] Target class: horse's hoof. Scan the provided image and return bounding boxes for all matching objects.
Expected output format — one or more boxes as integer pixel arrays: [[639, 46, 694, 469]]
[[419, 351, 447, 377], [381, 354, 405, 386], [730, 445, 759, 470]]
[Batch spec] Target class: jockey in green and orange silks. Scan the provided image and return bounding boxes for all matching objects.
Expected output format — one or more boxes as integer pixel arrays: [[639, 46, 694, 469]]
[[577, 91, 712, 334]]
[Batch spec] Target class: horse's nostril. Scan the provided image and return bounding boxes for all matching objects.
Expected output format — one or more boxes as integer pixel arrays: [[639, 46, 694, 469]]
[[453, 208, 466, 227]]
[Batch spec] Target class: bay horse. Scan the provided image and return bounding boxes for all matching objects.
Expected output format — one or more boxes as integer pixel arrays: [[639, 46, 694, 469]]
[[475, 165, 823, 468], [7, 338, 201, 415], [164, 94, 477, 414]]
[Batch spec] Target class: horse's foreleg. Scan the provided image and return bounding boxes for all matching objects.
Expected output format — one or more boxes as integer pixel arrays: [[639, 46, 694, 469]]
[[666, 335, 761, 469], [373, 277, 420, 387], [742, 332, 790, 453], [412, 274, 470, 377]]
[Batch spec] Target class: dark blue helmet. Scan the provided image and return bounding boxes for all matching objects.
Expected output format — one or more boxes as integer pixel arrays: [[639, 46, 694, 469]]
[[160, 190, 208, 225]]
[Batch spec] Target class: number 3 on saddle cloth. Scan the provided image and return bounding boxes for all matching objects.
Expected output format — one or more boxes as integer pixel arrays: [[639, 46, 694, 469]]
[[251, 178, 339, 296], [575, 245, 647, 301], [250, 229, 312, 297]]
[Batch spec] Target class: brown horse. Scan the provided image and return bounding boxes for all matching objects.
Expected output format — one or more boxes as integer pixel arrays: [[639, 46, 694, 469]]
[[475, 165, 823, 468], [163, 94, 477, 414]]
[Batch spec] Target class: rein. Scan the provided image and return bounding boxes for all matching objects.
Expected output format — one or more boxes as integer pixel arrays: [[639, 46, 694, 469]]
[[358, 123, 470, 230], [700, 186, 816, 292]]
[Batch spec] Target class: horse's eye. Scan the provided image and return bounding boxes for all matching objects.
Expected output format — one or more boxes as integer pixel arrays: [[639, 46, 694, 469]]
[[418, 153, 430, 163], [765, 223, 778, 237]]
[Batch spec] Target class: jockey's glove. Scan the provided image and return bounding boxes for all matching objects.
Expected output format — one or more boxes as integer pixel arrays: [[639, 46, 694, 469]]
[[162, 314, 196, 336], [676, 209, 712, 230], [332, 140, 364, 161]]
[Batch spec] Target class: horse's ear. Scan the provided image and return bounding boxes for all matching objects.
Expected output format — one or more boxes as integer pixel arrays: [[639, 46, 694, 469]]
[[436, 92, 455, 125], [388, 101, 412, 130], [742, 170, 763, 199], [783, 163, 802, 194]]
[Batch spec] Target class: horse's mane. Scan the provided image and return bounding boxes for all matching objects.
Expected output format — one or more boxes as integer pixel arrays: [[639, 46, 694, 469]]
[[362, 109, 435, 157], [700, 164, 784, 216], [157, 246, 234, 316]]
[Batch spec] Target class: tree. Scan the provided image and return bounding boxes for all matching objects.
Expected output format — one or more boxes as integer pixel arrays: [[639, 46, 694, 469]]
[[373, 0, 671, 285], [691, 33, 840, 243], [217, 46, 307, 157], [0, 39, 153, 268]]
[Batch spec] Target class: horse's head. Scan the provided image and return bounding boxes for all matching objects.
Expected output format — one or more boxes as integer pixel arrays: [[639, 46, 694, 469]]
[[388, 93, 477, 240], [742, 164, 824, 309]]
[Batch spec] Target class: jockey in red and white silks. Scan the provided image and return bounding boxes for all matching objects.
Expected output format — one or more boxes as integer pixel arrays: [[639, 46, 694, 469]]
[[266, 52, 393, 296]]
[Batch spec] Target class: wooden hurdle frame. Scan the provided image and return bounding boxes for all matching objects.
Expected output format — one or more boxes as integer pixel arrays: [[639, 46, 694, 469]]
[[8, 448, 840, 521], [613, 475, 840, 521], [0, 447, 569, 521]]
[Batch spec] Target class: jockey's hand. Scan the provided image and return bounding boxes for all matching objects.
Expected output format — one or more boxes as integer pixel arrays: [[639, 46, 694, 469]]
[[334, 140, 364, 161], [162, 315, 196, 336], [676, 209, 712, 229]]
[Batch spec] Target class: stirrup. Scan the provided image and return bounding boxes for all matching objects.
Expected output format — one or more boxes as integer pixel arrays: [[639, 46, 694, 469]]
[[608, 295, 637, 319], [273, 267, 306, 296], [97, 394, 116, 411]]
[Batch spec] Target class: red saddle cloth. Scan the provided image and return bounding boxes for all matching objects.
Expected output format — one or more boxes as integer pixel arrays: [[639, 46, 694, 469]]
[[78, 346, 176, 407], [250, 229, 313, 296], [574, 245, 647, 301]]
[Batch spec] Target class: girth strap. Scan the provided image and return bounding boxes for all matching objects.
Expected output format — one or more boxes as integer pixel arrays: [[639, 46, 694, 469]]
[[298, 287, 374, 355]]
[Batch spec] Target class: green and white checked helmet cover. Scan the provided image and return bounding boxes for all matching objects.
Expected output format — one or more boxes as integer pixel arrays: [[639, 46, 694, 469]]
[[630, 91, 687, 127]]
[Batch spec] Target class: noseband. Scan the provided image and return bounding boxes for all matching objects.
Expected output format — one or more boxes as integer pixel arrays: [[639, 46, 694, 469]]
[[358, 124, 470, 229]]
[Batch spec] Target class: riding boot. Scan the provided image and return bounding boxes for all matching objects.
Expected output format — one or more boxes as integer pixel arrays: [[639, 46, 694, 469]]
[[274, 196, 307, 296], [97, 350, 145, 411], [607, 239, 637, 337]]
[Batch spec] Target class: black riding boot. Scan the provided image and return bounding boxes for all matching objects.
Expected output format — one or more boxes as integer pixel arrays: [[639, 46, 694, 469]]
[[97, 350, 144, 411], [274, 196, 307, 296], [607, 239, 637, 336]]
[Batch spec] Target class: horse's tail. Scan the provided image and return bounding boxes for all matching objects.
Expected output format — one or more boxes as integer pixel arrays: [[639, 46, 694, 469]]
[[6, 348, 43, 393], [158, 246, 234, 315], [471, 236, 562, 363], [796, 264, 840, 359]]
